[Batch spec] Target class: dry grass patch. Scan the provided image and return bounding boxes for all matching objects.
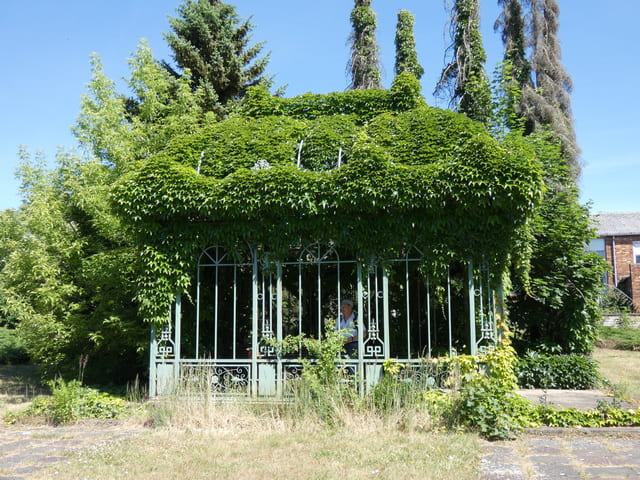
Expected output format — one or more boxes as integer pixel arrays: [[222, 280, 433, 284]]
[[34, 421, 480, 480], [32, 393, 480, 480], [594, 347, 640, 406]]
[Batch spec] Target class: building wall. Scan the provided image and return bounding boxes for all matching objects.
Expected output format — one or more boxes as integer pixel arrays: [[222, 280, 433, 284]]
[[604, 237, 615, 286], [630, 264, 640, 309], [603, 235, 640, 311]]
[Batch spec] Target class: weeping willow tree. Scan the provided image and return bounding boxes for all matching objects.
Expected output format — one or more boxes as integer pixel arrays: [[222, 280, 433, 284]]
[[347, 0, 383, 90], [394, 10, 424, 80], [435, 0, 492, 125]]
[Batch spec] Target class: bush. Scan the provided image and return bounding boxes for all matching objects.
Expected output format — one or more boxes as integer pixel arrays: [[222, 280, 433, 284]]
[[515, 353, 601, 389], [453, 340, 536, 440], [0, 327, 29, 364], [8, 378, 131, 425]]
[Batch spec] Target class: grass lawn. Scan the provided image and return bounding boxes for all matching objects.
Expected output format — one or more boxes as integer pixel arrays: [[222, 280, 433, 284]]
[[32, 425, 481, 480], [0, 364, 482, 480], [594, 347, 640, 406], [2, 333, 638, 480]]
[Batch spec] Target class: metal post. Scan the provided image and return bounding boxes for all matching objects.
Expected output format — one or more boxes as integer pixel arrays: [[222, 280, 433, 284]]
[[357, 263, 364, 391], [447, 266, 453, 357], [214, 262, 219, 359], [196, 266, 200, 359], [468, 262, 477, 356], [405, 258, 411, 359], [426, 277, 432, 356], [298, 263, 303, 350], [149, 324, 157, 397], [233, 265, 237, 359], [317, 253, 322, 340], [251, 253, 259, 396], [276, 262, 283, 397], [382, 266, 390, 360], [174, 294, 182, 383], [496, 282, 504, 341]]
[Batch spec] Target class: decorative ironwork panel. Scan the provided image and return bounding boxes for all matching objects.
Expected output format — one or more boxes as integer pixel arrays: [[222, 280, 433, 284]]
[[257, 270, 277, 358], [298, 242, 339, 263], [475, 267, 498, 353], [156, 324, 175, 359], [363, 315, 384, 358], [201, 365, 251, 393]]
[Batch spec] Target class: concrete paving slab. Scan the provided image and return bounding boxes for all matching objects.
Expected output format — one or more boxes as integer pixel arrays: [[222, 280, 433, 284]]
[[517, 389, 633, 410]]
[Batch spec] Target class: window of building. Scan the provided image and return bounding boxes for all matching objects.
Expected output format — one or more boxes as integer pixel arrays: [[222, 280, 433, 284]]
[[588, 239, 608, 284], [589, 238, 606, 259], [634, 241, 640, 264]]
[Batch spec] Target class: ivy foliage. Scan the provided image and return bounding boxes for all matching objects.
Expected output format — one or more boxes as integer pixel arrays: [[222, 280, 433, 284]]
[[436, 0, 492, 125], [348, 0, 383, 90], [114, 75, 544, 323], [394, 10, 424, 80], [239, 72, 424, 122]]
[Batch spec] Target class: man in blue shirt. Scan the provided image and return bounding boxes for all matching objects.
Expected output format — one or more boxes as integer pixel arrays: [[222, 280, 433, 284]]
[[337, 299, 364, 357]]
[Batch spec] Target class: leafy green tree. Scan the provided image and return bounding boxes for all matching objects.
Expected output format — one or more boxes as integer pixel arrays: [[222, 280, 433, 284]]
[[0, 150, 146, 382], [163, 0, 271, 115], [73, 54, 130, 169], [0, 207, 24, 329], [493, 1, 606, 354], [435, 0, 492, 124], [1, 41, 206, 383], [507, 133, 607, 354], [74, 42, 204, 171], [126, 41, 205, 159], [348, 0, 383, 90], [394, 10, 424, 80]]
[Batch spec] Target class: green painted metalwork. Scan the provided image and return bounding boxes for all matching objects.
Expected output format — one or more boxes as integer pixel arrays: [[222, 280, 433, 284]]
[[149, 243, 501, 397]]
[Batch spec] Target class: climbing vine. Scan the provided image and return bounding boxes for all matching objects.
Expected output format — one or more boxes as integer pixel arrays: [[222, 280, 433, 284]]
[[114, 75, 544, 323]]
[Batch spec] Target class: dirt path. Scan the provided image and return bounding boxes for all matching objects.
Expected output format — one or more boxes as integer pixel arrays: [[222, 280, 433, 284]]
[[0, 420, 145, 479]]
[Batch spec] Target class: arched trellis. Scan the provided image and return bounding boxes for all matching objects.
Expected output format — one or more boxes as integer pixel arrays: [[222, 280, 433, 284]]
[[149, 243, 500, 397]]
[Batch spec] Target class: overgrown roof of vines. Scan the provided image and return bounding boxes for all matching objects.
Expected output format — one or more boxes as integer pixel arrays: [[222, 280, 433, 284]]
[[114, 73, 544, 321]]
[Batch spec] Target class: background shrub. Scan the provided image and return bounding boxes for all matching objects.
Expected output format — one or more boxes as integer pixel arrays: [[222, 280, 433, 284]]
[[0, 327, 29, 364], [515, 353, 600, 389]]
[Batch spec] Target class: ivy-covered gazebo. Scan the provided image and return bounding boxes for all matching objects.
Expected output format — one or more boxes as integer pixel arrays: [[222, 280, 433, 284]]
[[114, 74, 544, 397]]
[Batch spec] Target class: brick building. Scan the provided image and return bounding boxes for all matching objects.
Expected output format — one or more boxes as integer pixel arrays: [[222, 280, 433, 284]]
[[591, 212, 640, 311]]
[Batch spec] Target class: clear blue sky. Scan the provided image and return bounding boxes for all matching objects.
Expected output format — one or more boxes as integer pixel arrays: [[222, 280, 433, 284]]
[[1, 1, 638, 213]]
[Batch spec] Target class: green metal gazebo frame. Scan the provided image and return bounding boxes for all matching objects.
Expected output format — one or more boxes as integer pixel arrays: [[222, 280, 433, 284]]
[[149, 242, 500, 397]]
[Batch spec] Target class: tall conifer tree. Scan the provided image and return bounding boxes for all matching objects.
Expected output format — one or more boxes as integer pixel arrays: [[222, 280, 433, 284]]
[[435, 0, 492, 124], [521, 0, 579, 174], [494, 0, 531, 130], [163, 0, 271, 114], [348, 0, 383, 90], [496, 0, 529, 86], [394, 10, 424, 80]]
